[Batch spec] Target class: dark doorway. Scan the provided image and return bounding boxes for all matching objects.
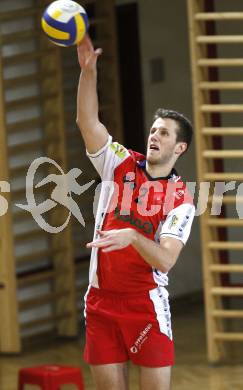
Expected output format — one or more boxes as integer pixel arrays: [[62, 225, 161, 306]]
[[116, 3, 145, 154]]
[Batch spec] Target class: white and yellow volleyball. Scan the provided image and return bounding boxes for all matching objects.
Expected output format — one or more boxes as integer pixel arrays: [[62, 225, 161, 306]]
[[41, 0, 89, 47]]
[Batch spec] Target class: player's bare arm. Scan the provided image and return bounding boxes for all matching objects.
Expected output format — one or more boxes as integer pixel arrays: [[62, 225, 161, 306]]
[[76, 34, 109, 154], [86, 228, 183, 273]]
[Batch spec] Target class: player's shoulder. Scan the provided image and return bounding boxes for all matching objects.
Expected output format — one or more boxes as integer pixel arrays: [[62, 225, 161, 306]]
[[168, 172, 194, 208], [128, 149, 146, 164], [114, 147, 145, 170], [108, 141, 145, 162], [108, 141, 128, 159]]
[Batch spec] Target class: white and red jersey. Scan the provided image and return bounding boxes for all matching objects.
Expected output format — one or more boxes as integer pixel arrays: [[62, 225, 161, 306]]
[[87, 136, 195, 293]]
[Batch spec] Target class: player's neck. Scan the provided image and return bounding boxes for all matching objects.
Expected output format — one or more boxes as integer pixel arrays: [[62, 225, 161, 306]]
[[145, 161, 174, 179]]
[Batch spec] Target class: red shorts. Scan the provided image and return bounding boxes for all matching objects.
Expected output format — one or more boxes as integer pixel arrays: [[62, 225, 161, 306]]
[[83, 286, 174, 367]]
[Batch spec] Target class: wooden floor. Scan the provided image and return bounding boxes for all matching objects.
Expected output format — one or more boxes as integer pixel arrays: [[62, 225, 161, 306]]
[[1, 299, 243, 390]]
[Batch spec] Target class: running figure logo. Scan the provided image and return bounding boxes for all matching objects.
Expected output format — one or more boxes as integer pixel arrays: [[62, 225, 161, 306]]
[[16, 157, 95, 233]]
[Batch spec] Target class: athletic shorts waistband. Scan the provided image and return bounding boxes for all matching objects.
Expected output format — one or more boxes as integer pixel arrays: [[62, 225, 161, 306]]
[[88, 286, 168, 300], [89, 286, 151, 299]]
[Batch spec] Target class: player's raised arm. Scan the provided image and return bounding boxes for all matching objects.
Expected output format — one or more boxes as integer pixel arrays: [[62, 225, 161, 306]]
[[76, 35, 109, 154]]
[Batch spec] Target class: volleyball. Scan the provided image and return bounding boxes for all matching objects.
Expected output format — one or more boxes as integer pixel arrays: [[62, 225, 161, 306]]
[[41, 0, 89, 47]]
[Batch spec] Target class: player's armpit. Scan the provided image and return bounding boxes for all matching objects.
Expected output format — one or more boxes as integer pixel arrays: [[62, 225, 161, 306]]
[[86, 136, 130, 180]]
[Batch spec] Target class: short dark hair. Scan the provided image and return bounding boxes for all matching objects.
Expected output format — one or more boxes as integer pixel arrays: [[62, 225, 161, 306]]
[[153, 108, 193, 151]]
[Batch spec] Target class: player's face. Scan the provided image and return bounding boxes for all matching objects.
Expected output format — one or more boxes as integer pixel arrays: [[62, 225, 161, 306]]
[[146, 117, 185, 165]]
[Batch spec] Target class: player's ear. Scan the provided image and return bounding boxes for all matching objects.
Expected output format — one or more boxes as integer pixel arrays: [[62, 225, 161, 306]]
[[175, 142, 187, 156]]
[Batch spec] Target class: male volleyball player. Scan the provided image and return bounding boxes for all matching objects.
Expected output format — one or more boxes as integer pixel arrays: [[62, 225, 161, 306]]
[[76, 35, 195, 390]]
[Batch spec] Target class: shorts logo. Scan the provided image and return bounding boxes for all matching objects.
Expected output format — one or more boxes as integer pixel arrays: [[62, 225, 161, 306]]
[[130, 323, 152, 354], [130, 346, 138, 354]]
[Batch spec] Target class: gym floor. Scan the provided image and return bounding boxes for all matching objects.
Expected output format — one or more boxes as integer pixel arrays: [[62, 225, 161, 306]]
[[1, 299, 242, 390]]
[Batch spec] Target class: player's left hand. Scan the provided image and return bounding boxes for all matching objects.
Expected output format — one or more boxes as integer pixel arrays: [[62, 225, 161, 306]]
[[86, 228, 136, 252]]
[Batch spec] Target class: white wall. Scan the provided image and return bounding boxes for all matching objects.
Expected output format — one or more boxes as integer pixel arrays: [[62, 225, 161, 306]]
[[116, 0, 202, 297]]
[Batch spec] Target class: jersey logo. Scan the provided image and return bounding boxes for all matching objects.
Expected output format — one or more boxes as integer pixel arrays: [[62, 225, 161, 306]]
[[174, 189, 185, 199], [114, 207, 153, 234], [168, 215, 179, 229], [109, 142, 127, 159], [123, 172, 135, 183]]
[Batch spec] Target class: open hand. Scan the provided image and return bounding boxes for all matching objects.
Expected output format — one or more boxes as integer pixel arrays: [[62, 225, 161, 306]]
[[86, 229, 136, 252], [77, 34, 102, 70]]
